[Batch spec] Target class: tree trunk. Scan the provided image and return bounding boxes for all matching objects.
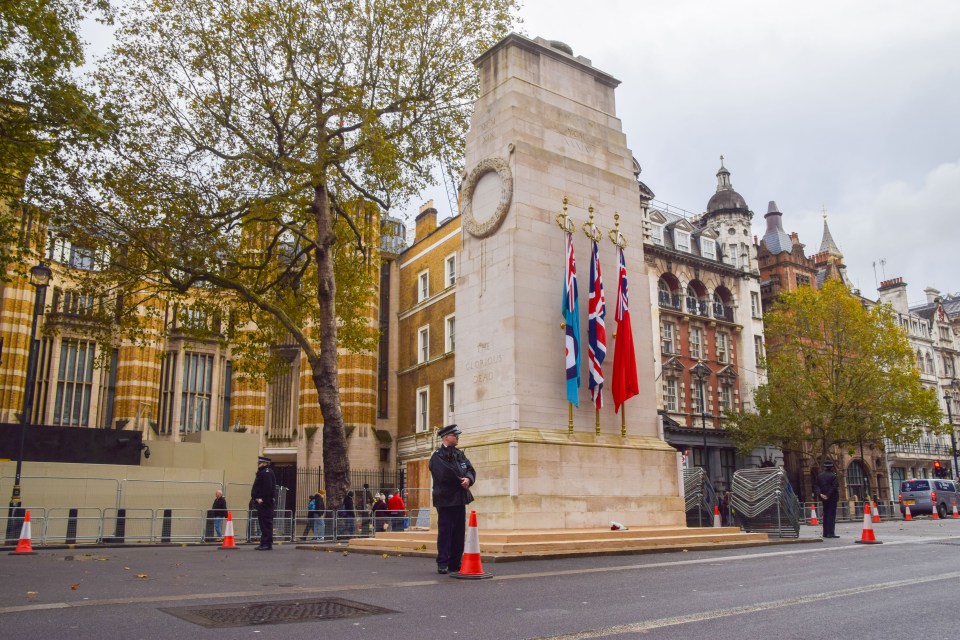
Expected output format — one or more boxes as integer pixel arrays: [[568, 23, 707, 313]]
[[311, 182, 350, 509]]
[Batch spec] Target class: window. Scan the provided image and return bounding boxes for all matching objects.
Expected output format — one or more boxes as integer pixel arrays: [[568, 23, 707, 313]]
[[417, 270, 429, 302], [917, 350, 924, 370], [445, 254, 457, 288], [180, 352, 213, 432], [754, 336, 765, 367], [720, 384, 732, 411], [692, 381, 705, 414], [661, 321, 675, 354], [416, 387, 429, 432], [159, 352, 178, 433], [690, 327, 702, 359], [716, 332, 728, 363], [663, 378, 677, 412], [418, 326, 429, 363], [946, 356, 956, 378], [443, 379, 455, 425], [61, 290, 96, 316], [52, 339, 96, 427], [925, 353, 935, 374], [720, 449, 736, 488], [445, 315, 455, 353], [222, 360, 232, 431], [701, 238, 716, 260], [940, 326, 952, 342], [675, 230, 690, 253], [726, 244, 738, 268], [651, 223, 664, 246], [750, 292, 761, 319]]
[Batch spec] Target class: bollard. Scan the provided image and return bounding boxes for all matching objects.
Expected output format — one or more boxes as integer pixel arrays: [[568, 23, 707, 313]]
[[65, 508, 79, 545]]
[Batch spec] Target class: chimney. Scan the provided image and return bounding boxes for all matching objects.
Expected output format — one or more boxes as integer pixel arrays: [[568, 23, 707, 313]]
[[414, 200, 437, 243], [878, 277, 908, 314], [924, 287, 941, 304]]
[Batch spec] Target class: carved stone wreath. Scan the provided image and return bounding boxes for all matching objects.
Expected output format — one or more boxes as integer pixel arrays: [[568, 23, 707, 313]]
[[460, 157, 513, 238]]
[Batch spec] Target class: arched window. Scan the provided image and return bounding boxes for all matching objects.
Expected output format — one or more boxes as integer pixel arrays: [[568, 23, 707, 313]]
[[845, 460, 869, 501], [658, 277, 679, 310]]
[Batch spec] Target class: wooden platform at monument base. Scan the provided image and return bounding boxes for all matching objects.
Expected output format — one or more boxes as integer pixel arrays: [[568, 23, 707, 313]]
[[334, 526, 807, 562]]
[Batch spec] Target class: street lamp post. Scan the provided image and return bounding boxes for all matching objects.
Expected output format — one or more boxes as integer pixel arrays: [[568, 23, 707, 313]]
[[9, 262, 52, 510], [692, 360, 712, 481]]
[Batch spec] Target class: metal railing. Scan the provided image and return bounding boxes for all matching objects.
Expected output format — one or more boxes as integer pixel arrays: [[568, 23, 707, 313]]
[[1, 506, 435, 547]]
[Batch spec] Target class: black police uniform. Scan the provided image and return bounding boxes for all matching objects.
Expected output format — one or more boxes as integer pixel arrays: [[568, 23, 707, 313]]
[[814, 464, 840, 538], [429, 427, 476, 573], [251, 460, 277, 549]]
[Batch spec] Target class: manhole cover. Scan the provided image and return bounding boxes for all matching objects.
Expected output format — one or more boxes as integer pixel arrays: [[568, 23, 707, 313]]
[[160, 597, 396, 628]]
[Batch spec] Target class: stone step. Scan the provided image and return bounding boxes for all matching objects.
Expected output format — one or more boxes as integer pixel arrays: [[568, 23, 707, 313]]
[[343, 527, 780, 559]]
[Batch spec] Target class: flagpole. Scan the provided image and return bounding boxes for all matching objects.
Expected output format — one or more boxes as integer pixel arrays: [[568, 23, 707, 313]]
[[582, 205, 606, 438], [608, 212, 631, 438], [557, 196, 577, 436]]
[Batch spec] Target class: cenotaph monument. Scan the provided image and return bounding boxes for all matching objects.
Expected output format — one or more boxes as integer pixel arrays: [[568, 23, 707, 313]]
[[455, 34, 685, 529]]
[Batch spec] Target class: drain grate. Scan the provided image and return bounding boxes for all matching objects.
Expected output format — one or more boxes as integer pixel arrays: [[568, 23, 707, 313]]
[[926, 540, 960, 546], [160, 597, 396, 628]]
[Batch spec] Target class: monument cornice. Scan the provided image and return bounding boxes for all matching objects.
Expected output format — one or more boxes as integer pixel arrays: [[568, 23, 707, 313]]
[[474, 33, 621, 89], [458, 427, 677, 453]]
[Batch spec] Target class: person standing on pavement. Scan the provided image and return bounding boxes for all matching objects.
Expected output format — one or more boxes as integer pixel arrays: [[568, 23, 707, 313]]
[[388, 491, 406, 532], [429, 424, 475, 574], [211, 489, 227, 539], [814, 460, 840, 538], [251, 455, 277, 550]]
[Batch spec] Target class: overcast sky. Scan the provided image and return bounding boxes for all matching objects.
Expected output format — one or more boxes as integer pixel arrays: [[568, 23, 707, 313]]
[[423, 0, 960, 304], [83, 2, 960, 304]]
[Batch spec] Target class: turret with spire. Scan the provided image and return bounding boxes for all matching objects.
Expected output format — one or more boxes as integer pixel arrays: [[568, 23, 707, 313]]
[[819, 206, 843, 258]]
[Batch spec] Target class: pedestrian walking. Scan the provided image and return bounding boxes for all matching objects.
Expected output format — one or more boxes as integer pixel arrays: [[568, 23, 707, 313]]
[[251, 455, 277, 550], [815, 460, 840, 538], [211, 489, 227, 538], [429, 423, 475, 574], [372, 493, 388, 531], [304, 491, 325, 541]]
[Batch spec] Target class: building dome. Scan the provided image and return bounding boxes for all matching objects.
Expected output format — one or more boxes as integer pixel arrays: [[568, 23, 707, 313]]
[[706, 189, 748, 214], [705, 156, 749, 215]]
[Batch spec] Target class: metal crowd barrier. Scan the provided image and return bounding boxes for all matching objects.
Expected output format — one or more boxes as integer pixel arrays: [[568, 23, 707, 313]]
[[730, 467, 801, 538], [1, 503, 437, 547], [683, 468, 717, 527]]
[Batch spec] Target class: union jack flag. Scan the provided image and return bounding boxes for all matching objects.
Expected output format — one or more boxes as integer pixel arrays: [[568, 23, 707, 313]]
[[562, 232, 581, 406], [588, 240, 606, 409]]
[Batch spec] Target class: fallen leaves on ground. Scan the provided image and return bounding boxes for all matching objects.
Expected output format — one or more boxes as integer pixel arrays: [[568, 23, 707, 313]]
[[26, 592, 38, 598], [134, 574, 148, 579], [70, 583, 80, 590]]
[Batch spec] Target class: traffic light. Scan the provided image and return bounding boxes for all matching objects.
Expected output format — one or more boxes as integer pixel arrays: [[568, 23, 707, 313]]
[[934, 461, 946, 478]]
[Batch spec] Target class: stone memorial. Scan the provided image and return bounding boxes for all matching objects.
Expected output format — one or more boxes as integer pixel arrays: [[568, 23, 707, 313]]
[[455, 34, 685, 529]]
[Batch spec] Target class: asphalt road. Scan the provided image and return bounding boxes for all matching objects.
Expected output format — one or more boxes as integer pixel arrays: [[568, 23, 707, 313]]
[[1, 518, 959, 639]]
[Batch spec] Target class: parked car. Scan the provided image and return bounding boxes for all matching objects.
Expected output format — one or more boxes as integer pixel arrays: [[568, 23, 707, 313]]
[[899, 479, 960, 518]]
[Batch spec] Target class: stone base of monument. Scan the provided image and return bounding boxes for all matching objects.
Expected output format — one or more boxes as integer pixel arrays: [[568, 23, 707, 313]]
[[442, 428, 689, 530], [344, 526, 787, 561]]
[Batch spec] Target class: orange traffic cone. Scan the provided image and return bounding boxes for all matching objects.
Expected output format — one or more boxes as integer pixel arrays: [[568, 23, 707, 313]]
[[904, 503, 913, 521], [10, 510, 37, 555], [855, 503, 882, 545], [809, 504, 819, 526], [952, 501, 959, 519], [450, 510, 491, 580], [219, 512, 237, 550], [871, 501, 881, 524], [932, 503, 941, 520], [713, 505, 722, 528]]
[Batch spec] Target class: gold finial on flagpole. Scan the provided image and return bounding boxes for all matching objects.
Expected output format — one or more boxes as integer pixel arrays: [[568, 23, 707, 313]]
[[556, 196, 575, 234], [608, 212, 626, 248], [582, 204, 602, 242]]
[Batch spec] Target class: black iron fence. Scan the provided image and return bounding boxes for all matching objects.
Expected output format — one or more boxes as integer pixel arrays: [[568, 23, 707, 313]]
[[290, 467, 405, 513]]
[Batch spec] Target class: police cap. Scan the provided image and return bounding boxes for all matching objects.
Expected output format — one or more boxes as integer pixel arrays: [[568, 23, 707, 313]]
[[437, 424, 462, 438]]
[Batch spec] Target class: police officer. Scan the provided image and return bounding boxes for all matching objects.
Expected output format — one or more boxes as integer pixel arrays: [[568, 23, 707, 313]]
[[429, 424, 476, 574], [814, 460, 840, 538], [251, 455, 277, 550]]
